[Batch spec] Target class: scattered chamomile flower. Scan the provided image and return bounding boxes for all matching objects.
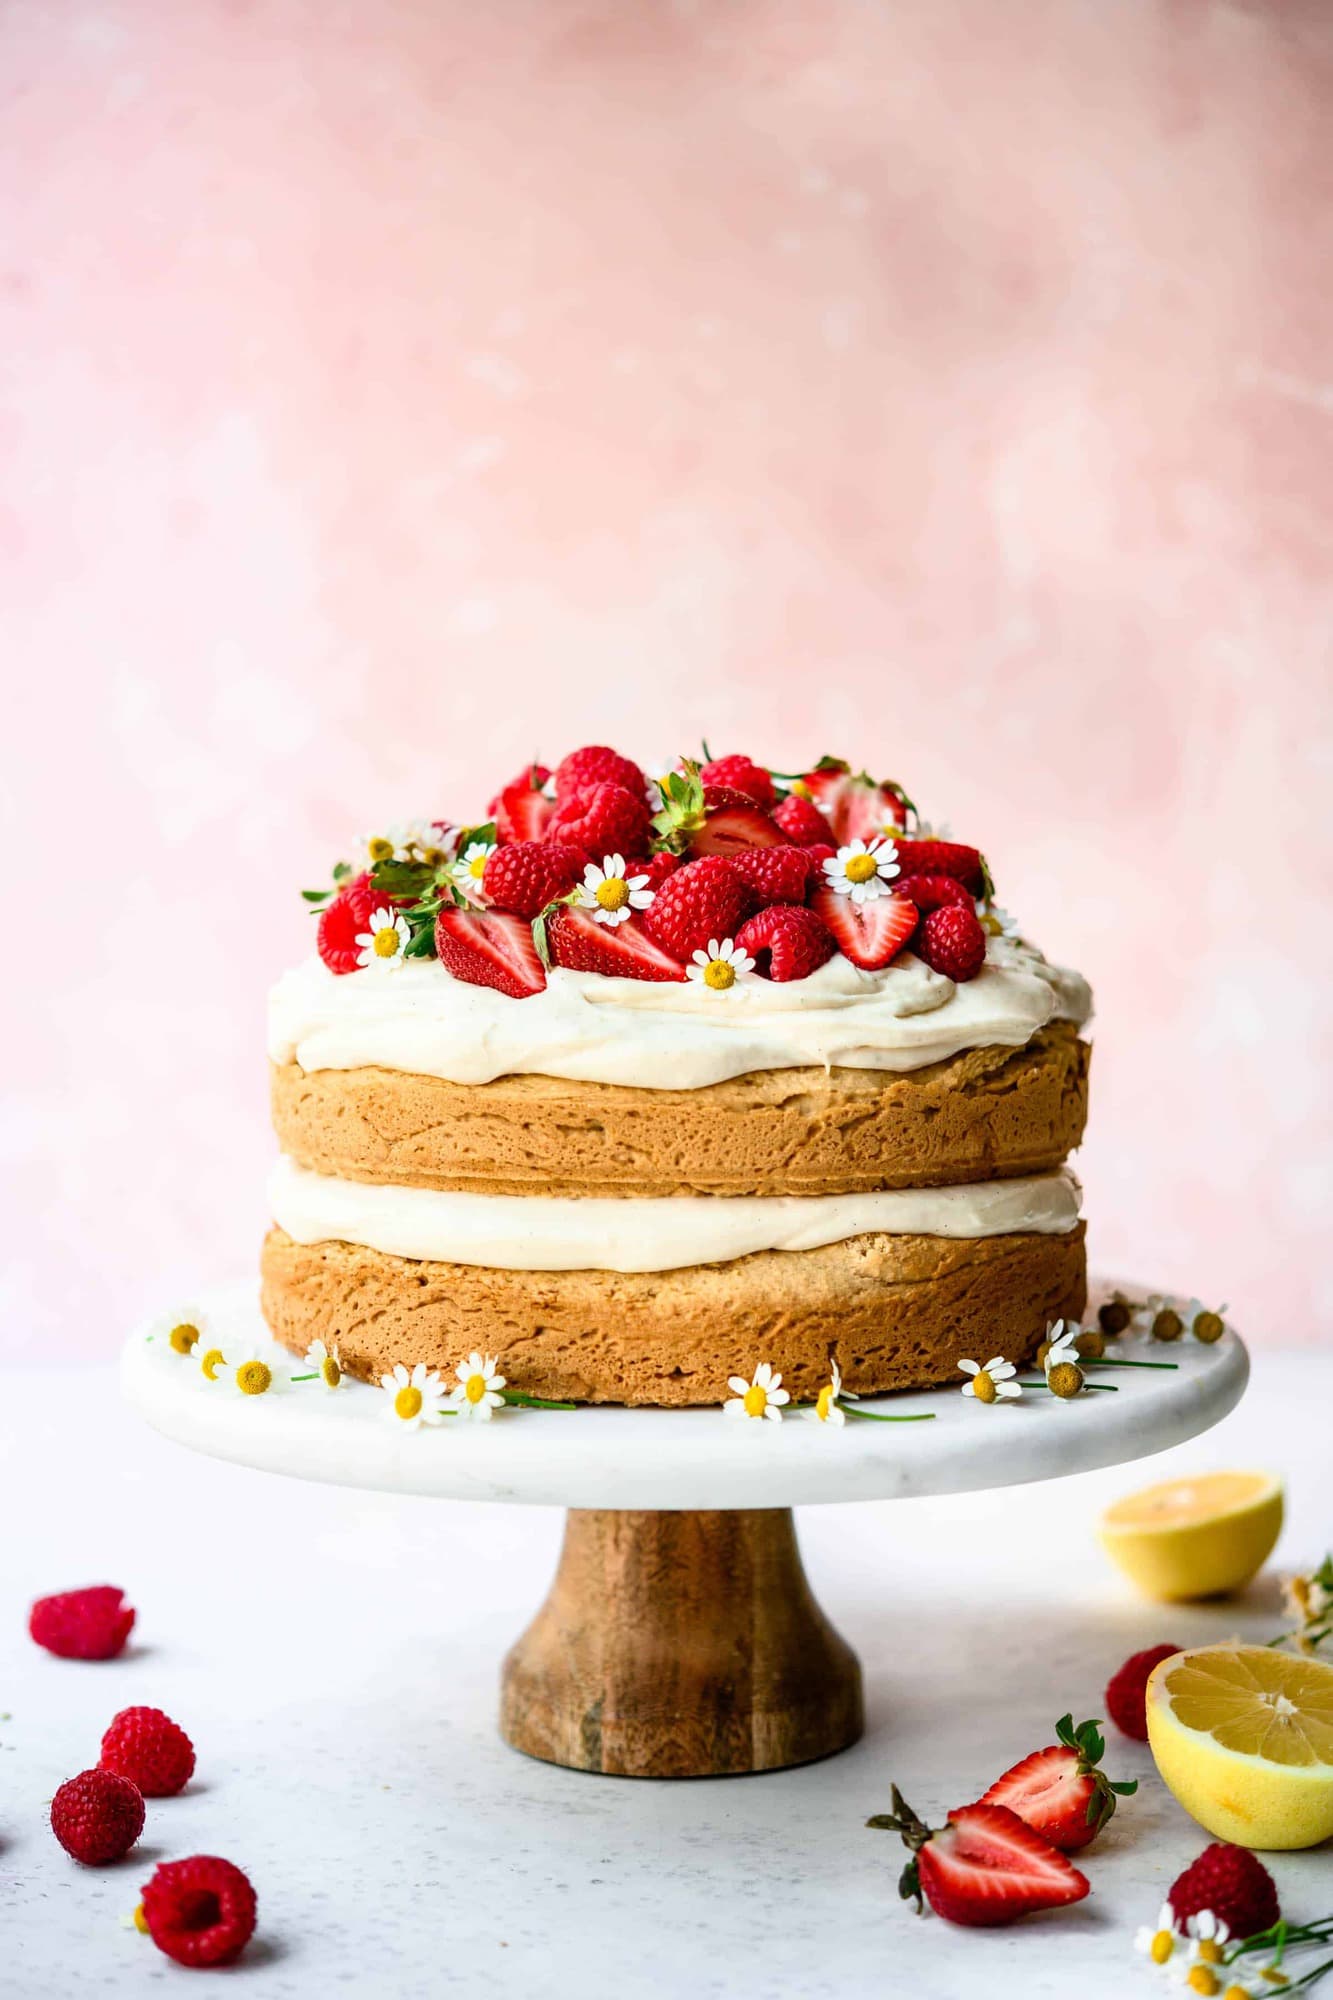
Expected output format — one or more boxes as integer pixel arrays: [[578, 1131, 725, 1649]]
[[976, 900, 1020, 940], [451, 839, 497, 905], [380, 1362, 449, 1430], [304, 1337, 343, 1390], [153, 1307, 208, 1357], [1134, 1902, 1183, 1970], [1180, 1298, 1228, 1345], [449, 1352, 507, 1421], [1038, 1320, 1080, 1371], [1184, 1911, 1231, 1966], [356, 906, 411, 969], [724, 1363, 791, 1423], [809, 1356, 858, 1426], [230, 1347, 275, 1397], [822, 835, 901, 903], [910, 818, 953, 841], [119, 1904, 150, 1934], [958, 1357, 1022, 1405], [199, 1342, 229, 1383], [577, 853, 654, 927], [687, 937, 755, 992]]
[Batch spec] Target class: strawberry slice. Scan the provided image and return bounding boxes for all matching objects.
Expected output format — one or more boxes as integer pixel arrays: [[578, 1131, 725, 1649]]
[[492, 766, 555, 843], [868, 1790, 1090, 1927], [545, 907, 686, 982], [435, 907, 546, 999], [836, 774, 911, 846], [809, 886, 918, 971], [689, 793, 787, 858], [893, 837, 985, 894], [977, 1716, 1137, 1852]]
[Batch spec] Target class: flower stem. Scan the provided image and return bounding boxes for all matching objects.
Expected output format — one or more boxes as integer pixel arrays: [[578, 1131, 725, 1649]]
[[501, 1390, 577, 1411], [1086, 1358, 1179, 1370], [1019, 1379, 1119, 1393], [844, 1406, 937, 1424], [289, 1372, 317, 1382]]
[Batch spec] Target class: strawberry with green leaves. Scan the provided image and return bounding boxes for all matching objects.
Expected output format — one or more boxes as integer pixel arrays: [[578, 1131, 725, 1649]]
[[868, 1787, 1090, 1926], [977, 1714, 1138, 1851]]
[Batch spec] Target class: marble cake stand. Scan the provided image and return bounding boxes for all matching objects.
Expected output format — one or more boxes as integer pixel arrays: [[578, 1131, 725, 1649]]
[[121, 1279, 1247, 1780]]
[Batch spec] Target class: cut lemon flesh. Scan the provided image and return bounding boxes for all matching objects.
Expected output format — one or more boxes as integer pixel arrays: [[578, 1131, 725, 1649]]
[[1147, 1644, 1333, 1849], [1098, 1470, 1283, 1601]]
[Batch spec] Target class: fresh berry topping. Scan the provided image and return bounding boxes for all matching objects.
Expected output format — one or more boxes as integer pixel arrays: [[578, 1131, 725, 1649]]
[[50, 1768, 145, 1865], [1167, 1842, 1280, 1940], [809, 886, 918, 971], [978, 1715, 1138, 1851], [699, 755, 776, 809], [491, 765, 555, 843], [735, 906, 835, 982], [546, 907, 687, 982], [554, 745, 646, 802], [636, 851, 679, 892], [315, 872, 380, 977], [690, 794, 787, 857], [642, 856, 749, 961], [803, 841, 836, 872], [140, 1856, 258, 1968], [917, 904, 987, 981], [727, 844, 814, 906], [793, 758, 850, 813], [893, 837, 985, 894], [898, 873, 974, 917], [835, 773, 912, 845], [434, 907, 546, 999], [100, 1706, 196, 1798], [772, 792, 836, 847], [1105, 1643, 1181, 1741], [547, 781, 651, 860], [868, 1790, 1090, 1926], [30, 1585, 135, 1661], [482, 841, 583, 919]]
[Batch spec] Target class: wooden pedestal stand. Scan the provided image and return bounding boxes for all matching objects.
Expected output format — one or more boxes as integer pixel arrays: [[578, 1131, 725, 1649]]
[[499, 1508, 864, 1778]]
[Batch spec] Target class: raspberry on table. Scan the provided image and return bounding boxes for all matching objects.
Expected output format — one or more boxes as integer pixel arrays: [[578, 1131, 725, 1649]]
[[1168, 1841, 1280, 1940], [140, 1855, 258, 1967], [101, 1705, 196, 1797], [29, 1584, 135, 1661], [1105, 1642, 1180, 1741], [50, 1768, 145, 1865]]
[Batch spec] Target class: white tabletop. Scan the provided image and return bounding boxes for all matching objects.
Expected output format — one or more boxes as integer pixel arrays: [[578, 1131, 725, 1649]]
[[5, 1352, 1329, 1999]]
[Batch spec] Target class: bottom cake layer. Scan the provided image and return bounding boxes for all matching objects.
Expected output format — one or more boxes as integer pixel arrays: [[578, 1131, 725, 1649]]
[[260, 1222, 1086, 1408]]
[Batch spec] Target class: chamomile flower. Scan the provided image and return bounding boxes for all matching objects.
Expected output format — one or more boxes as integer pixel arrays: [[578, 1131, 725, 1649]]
[[811, 1357, 848, 1426], [724, 1363, 790, 1423], [199, 1342, 229, 1383], [576, 853, 655, 926], [230, 1347, 275, 1397], [304, 1338, 343, 1390], [1134, 1902, 1183, 1971], [448, 1352, 507, 1421], [451, 839, 497, 905], [822, 835, 901, 903], [1041, 1321, 1082, 1373], [977, 900, 1020, 940], [958, 1356, 1022, 1405], [910, 818, 953, 841], [1180, 1298, 1228, 1344], [355, 906, 411, 969], [152, 1307, 208, 1357], [380, 1361, 449, 1430], [687, 937, 754, 993], [1184, 1911, 1231, 1964]]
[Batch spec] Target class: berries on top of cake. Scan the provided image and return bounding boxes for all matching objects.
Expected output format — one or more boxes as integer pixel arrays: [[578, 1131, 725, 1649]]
[[303, 749, 1004, 999]]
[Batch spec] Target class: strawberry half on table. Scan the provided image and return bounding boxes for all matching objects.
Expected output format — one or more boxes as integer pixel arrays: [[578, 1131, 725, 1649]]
[[868, 1787, 1090, 1926], [977, 1714, 1138, 1851]]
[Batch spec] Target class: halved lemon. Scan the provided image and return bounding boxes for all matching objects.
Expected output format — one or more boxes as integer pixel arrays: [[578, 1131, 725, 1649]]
[[1146, 1644, 1333, 1849], [1097, 1470, 1283, 1600]]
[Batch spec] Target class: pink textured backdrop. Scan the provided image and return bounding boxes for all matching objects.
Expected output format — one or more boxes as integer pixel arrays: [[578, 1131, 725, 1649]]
[[4, 1, 1331, 1360]]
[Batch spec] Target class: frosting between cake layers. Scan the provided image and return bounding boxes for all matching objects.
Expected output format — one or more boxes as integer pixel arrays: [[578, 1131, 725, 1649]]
[[269, 1157, 1083, 1273], [268, 937, 1092, 1090]]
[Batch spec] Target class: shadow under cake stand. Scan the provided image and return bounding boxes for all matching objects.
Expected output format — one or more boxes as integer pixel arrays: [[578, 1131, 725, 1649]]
[[122, 1279, 1247, 1780]]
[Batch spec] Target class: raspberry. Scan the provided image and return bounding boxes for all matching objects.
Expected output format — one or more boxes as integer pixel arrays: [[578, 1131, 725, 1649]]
[[50, 1768, 145, 1865], [547, 782, 651, 860], [554, 745, 646, 802], [917, 904, 987, 981], [893, 837, 985, 894], [315, 872, 379, 976], [1168, 1843, 1280, 1940], [100, 1706, 196, 1797], [700, 755, 776, 809], [641, 856, 748, 961], [735, 906, 835, 982], [727, 845, 813, 907], [772, 792, 835, 847], [637, 852, 679, 892], [481, 841, 583, 919], [140, 1856, 258, 1968], [899, 872, 974, 917], [1105, 1643, 1180, 1741], [30, 1585, 135, 1661]]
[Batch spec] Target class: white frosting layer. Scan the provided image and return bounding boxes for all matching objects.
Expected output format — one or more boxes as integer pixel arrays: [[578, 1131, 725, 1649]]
[[270, 1158, 1083, 1273], [268, 939, 1091, 1090]]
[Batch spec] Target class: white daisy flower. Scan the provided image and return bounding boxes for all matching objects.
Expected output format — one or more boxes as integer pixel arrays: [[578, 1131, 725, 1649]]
[[811, 1356, 850, 1427], [977, 900, 1020, 940], [724, 1362, 791, 1423], [198, 1339, 230, 1383], [448, 1352, 507, 1421], [1042, 1321, 1082, 1374], [576, 853, 655, 927], [380, 1361, 449, 1430], [958, 1356, 1022, 1405], [152, 1307, 209, 1358], [1184, 1910, 1231, 1965], [686, 937, 755, 993], [822, 835, 901, 903], [1134, 1902, 1183, 1970], [358, 820, 456, 870], [355, 906, 411, 969], [304, 1337, 343, 1390], [910, 818, 953, 841], [450, 839, 497, 905], [229, 1346, 276, 1397]]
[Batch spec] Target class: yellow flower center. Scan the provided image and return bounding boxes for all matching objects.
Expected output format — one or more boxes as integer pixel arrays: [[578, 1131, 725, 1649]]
[[133, 1903, 149, 1935], [971, 1370, 997, 1404], [395, 1385, 423, 1420], [469, 854, 487, 879], [790, 780, 812, 799], [844, 851, 878, 883], [1036, 1340, 1053, 1369], [1047, 1360, 1084, 1400], [464, 1372, 488, 1404], [420, 845, 447, 868], [320, 1355, 342, 1388], [1075, 1327, 1105, 1359], [237, 1359, 272, 1396], [201, 1347, 225, 1380], [1196, 1941, 1226, 1967], [1193, 1311, 1224, 1344], [373, 926, 400, 958], [595, 877, 630, 911], [169, 1322, 199, 1354], [1188, 1967, 1221, 1997], [1151, 1931, 1177, 1965], [703, 959, 736, 991], [1152, 1308, 1184, 1341], [816, 1383, 835, 1421], [743, 1384, 768, 1418], [368, 836, 394, 862], [1261, 1972, 1292, 1990]]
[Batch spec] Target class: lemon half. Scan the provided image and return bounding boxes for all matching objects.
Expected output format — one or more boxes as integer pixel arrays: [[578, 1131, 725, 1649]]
[[1146, 1643, 1333, 1849], [1098, 1470, 1283, 1600]]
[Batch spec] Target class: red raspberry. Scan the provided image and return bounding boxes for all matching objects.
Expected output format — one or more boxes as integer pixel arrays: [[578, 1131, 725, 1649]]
[[893, 837, 985, 894], [899, 872, 974, 916], [481, 841, 583, 919], [1168, 1843, 1280, 1940], [555, 745, 646, 802], [642, 856, 748, 961], [917, 904, 987, 981], [727, 845, 813, 907], [315, 872, 379, 976], [101, 1706, 196, 1797], [1105, 1642, 1181, 1741], [30, 1585, 135, 1661], [547, 782, 651, 860], [700, 755, 776, 810], [804, 842, 836, 872], [772, 792, 835, 847], [637, 851, 679, 892], [140, 1855, 258, 1968], [50, 1768, 145, 1865], [735, 906, 835, 982]]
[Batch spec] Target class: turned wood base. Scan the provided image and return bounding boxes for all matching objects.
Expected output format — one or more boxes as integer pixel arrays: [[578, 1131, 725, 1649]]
[[500, 1508, 864, 1778]]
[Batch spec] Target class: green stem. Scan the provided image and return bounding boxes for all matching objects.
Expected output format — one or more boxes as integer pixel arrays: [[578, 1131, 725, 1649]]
[[1019, 1379, 1119, 1393], [501, 1389, 577, 1411], [289, 1372, 317, 1382], [844, 1405, 937, 1424], [1086, 1357, 1179, 1370]]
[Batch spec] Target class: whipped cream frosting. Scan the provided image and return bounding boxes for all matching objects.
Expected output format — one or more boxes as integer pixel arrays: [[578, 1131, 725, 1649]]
[[268, 938, 1091, 1091], [270, 1158, 1083, 1273]]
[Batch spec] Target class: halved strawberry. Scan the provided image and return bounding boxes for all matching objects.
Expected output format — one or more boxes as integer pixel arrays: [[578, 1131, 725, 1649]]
[[868, 1790, 1090, 1927], [700, 755, 776, 810], [688, 791, 786, 859], [836, 773, 911, 846], [546, 907, 686, 982], [809, 886, 918, 971], [492, 766, 555, 843], [434, 907, 546, 998], [977, 1716, 1137, 1852], [893, 837, 985, 894]]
